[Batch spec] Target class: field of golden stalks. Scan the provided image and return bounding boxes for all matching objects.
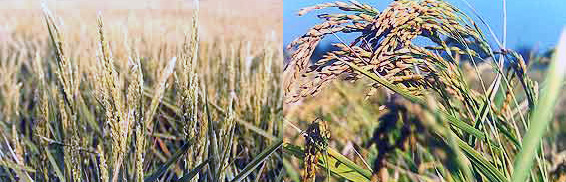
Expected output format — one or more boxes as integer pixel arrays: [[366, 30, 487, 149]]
[[0, 0, 283, 181], [3, 0, 566, 181]]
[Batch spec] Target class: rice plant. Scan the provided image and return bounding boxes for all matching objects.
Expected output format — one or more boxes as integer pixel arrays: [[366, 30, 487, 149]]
[[283, 0, 566, 181], [0, 0, 283, 181]]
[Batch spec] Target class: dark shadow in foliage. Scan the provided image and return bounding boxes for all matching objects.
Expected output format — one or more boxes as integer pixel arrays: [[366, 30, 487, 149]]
[[363, 94, 466, 178], [364, 95, 426, 177]]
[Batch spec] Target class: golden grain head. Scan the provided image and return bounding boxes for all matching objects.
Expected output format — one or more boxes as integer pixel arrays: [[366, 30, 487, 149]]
[[285, 0, 491, 105]]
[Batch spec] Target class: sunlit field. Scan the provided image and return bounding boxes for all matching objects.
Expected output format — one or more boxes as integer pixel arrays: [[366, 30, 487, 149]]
[[0, 0, 283, 181]]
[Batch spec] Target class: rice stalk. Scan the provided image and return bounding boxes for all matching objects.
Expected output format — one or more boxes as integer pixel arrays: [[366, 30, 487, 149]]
[[44, 5, 82, 181], [284, 0, 557, 181], [176, 1, 203, 180]]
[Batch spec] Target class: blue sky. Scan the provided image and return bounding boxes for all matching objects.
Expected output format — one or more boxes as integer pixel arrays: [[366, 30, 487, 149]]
[[284, 0, 566, 50]]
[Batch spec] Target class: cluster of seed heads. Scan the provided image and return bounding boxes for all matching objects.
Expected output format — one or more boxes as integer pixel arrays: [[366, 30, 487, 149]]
[[285, 0, 492, 105]]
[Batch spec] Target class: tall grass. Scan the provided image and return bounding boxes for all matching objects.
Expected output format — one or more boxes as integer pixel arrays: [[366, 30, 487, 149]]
[[283, 0, 565, 181], [511, 28, 566, 182], [0, 0, 283, 181]]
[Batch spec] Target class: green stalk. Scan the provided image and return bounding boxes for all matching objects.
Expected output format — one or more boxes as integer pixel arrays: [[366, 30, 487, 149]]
[[511, 28, 566, 182]]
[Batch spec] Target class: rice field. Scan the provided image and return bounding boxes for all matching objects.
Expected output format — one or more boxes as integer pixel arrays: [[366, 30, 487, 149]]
[[282, 0, 566, 182], [0, 0, 283, 181], [2, 0, 566, 181]]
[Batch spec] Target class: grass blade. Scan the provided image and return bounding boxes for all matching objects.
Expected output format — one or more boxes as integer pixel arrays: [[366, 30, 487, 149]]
[[231, 138, 283, 182], [176, 158, 210, 182], [456, 137, 506, 182], [144, 140, 193, 182], [283, 143, 372, 181], [45, 147, 65, 182], [511, 28, 566, 182]]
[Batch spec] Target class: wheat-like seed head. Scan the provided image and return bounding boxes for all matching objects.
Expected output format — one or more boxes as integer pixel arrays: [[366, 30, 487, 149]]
[[44, 7, 85, 181], [301, 119, 330, 182], [285, 0, 490, 110], [98, 143, 109, 182]]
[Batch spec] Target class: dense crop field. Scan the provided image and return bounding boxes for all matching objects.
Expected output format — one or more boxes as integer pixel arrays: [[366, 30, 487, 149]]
[[0, 0, 283, 181]]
